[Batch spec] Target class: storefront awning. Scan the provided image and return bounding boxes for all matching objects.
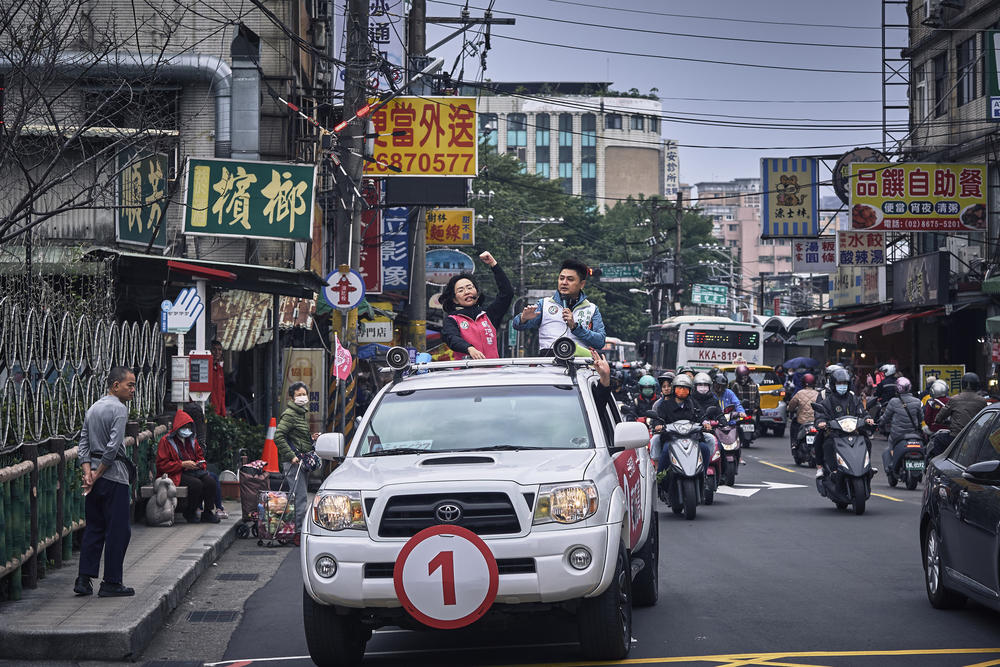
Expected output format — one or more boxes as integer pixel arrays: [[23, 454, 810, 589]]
[[982, 277, 1000, 295], [794, 322, 837, 344], [212, 290, 316, 352], [881, 308, 944, 336], [831, 313, 905, 345]]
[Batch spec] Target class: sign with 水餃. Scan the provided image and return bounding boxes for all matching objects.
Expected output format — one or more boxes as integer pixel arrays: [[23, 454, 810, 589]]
[[761, 158, 819, 238], [183, 158, 316, 241], [850, 163, 986, 232], [117, 149, 168, 248], [426, 208, 475, 245], [365, 97, 478, 177], [837, 231, 885, 267]]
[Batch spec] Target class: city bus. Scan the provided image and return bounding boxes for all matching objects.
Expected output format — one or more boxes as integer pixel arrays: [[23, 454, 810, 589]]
[[645, 315, 764, 372], [601, 337, 638, 364]]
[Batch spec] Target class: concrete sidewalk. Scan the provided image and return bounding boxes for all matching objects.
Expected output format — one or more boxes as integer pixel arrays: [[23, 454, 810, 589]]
[[0, 500, 248, 661]]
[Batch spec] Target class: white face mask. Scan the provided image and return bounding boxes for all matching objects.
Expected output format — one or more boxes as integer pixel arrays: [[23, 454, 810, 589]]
[[696, 385, 710, 395], [835, 384, 849, 395], [294, 395, 309, 406], [178, 427, 193, 439]]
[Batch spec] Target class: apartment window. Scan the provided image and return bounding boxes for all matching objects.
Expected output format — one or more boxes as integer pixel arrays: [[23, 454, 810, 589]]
[[479, 113, 498, 153], [933, 52, 948, 117], [581, 114, 596, 148], [913, 63, 928, 121], [559, 113, 573, 193], [83, 88, 180, 130], [535, 113, 550, 176], [649, 116, 660, 133], [559, 113, 573, 147], [506, 113, 527, 148], [581, 113, 597, 201], [630, 115, 644, 130], [728, 224, 739, 232], [957, 37, 978, 107], [605, 113, 622, 129], [729, 240, 739, 248]]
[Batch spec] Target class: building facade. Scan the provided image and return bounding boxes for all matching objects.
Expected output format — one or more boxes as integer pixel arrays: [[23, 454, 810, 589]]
[[468, 83, 679, 208]]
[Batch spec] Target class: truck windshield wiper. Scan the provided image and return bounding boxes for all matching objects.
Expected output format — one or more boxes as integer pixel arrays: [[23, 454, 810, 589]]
[[465, 444, 539, 451], [362, 447, 431, 457]]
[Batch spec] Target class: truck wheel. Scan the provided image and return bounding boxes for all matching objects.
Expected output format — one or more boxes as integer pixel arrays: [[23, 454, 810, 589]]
[[632, 513, 659, 607], [681, 478, 697, 520], [579, 545, 632, 660], [302, 588, 368, 667]]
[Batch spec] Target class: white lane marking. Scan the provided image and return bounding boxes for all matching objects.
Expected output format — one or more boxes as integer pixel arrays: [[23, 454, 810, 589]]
[[204, 657, 310, 666], [735, 481, 807, 490], [365, 641, 579, 656], [715, 486, 760, 498]]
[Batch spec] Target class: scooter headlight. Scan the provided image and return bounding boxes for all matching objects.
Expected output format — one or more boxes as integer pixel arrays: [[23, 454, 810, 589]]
[[836, 453, 847, 470], [864, 450, 870, 467], [670, 453, 680, 468], [711, 448, 721, 462]]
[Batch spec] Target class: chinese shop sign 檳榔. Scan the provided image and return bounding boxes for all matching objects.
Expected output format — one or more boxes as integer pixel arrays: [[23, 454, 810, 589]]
[[761, 158, 819, 238], [426, 208, 474, 246], [117, 149, 168, 248], [364, 97, 478, 177], [850, 163, 986, 232], [183, 158, 316, 241], [792, 238, 837, 274], [837, 231, 885, 267]]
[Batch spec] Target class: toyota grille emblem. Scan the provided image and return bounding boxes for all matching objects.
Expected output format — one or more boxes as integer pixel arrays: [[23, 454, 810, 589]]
[[435, 503, 462, 523]]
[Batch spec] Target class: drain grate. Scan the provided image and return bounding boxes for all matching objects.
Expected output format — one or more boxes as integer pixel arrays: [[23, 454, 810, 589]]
[[217, 573, 259, 581], [187, 610, 240, 623]]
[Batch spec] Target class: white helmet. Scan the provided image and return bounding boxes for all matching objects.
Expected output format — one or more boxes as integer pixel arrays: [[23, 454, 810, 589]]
[[694, 372, 713, 394], [879, 363, 896, 376], [929, 379, 948, 399]]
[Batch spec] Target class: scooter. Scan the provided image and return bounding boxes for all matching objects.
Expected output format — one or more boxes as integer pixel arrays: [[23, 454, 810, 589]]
[[653, 419, 707, 521], [791, 422, 818, 467], [708, 409, 742, 487], [882, 433, 926, 490], [814, 414, 876, 515]]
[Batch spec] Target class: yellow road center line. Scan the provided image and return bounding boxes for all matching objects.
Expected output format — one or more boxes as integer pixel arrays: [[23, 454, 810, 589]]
[[498, 647, 1000, 667], [872, 492, 904, 502], [963, 659, 1000, 667], [759, 460, 797, 474]]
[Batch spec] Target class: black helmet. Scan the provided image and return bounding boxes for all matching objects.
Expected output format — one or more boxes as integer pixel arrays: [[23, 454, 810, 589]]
[[657, 372, 675, 385], [831, 368, 851, 385], [713, 372, 729, 387], [962, 372, 980, 391]]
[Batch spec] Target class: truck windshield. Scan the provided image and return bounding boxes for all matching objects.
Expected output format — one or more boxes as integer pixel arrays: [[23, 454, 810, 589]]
[[356, 385, 592, 455]]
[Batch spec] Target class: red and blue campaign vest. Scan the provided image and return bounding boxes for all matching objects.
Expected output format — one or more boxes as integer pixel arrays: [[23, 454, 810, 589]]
[[448, 312, 499, 359]]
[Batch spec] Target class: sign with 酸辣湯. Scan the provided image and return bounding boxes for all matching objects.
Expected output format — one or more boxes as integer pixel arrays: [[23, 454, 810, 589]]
[[791, 238, 836, 274], [761, 158, 819, 238], [426, 208, 475, 245], [850, 163, 986, 232], [183, 158, 316, 241], [365, 97, 478, 177], [117, 149, 168, 248], [836, 231, 885, 267]]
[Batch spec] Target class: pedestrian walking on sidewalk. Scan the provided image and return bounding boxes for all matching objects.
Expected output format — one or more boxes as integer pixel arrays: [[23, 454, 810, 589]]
[[275, 382, 320, 546], [74, 366, 137, 598]]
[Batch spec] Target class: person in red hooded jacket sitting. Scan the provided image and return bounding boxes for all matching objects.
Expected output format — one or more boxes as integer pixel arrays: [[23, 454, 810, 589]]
[[156, 410, 221, 523]]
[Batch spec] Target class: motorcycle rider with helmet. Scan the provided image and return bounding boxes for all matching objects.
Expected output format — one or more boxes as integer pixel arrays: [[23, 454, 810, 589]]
[[692, 372, 721, 414], [814, 367, 875, 478], [730, 364, 760, 421], [634, 374, 659, 417], [786, 372, 820, 445], [878, 376, 924, 477], [712, 372, 747, 418], [931, 372, 987, 457], [922, 379, 950, 435], [651, 374, 714, 490], [875, 363, 899, 404]]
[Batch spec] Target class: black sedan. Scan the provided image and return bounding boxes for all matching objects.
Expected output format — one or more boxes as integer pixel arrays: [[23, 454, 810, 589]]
[[920, 406, 1000, 611]]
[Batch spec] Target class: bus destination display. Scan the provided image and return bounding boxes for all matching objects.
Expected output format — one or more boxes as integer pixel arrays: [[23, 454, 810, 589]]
[[684, 329, 760, 350]]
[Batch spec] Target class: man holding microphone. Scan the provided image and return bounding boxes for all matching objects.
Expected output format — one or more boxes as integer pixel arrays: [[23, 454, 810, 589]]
[[513, 258, 606, 356]]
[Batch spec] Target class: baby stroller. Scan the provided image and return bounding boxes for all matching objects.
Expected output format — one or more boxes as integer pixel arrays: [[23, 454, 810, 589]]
[[235, 460, 268, 539]]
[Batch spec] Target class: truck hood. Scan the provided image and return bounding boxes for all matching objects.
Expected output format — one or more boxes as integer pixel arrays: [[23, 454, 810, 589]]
[[322, 449, 598, 490]]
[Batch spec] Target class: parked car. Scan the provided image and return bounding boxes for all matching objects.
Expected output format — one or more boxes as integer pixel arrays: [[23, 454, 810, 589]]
[[920, 404, 1000, 611], [716, 364, 787, 437]]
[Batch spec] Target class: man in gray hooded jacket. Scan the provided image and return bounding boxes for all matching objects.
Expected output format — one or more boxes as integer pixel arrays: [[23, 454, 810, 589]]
[[879, 376, 924, 477]]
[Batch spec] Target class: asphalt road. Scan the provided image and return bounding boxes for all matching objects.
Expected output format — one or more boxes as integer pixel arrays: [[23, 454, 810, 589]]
[[158, 433, 1000, 667]]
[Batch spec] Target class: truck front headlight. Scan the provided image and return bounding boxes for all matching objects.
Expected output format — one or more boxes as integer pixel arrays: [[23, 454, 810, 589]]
[[313, 491, 366, 531], [533, 482, 599, 525]]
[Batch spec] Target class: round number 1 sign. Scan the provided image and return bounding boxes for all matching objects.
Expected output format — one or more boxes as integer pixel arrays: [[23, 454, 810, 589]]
[[393, 525, 499, 629]]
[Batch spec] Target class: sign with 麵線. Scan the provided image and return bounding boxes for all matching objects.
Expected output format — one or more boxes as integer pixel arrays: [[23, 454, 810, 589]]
[[183, 158, 316, 241], [761, 158, 819, 238], [850, 163, 986, 232], [365, 97, 478, 177], [426, 208, 475, 246]]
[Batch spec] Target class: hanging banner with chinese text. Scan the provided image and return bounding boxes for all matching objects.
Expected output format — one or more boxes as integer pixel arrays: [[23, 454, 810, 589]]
[[116, 149, 168, 248], [426, 208, 474, 245], [359, 180, 383, 293], [836, 231, 885, 267], [183, 158, 316, 241], [382, 206, 410, 292], [365, 97, 478, 177], [760, 158, 819, 238], [828, 266, 884, 308], [849, 163, 986, 232], [791, 238, 836, 274]]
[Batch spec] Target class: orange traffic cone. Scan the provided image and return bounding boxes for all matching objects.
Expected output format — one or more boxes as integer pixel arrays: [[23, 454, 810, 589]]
[[262, 417, 279, 473]]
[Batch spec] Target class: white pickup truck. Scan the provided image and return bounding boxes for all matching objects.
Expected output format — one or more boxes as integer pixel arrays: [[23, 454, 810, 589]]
[[300, 353, 659, 666]]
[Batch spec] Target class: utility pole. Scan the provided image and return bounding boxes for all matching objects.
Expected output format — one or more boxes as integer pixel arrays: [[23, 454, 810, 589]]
[[674, 191, 683, 317], [407, 0, 427, 352]]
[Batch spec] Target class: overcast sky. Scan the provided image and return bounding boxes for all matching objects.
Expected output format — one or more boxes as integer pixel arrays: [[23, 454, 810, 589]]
[[424, 0, 909, 194]]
